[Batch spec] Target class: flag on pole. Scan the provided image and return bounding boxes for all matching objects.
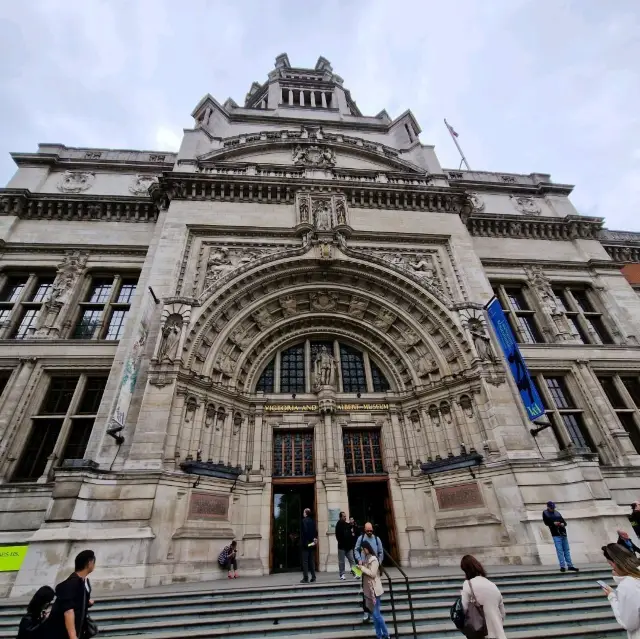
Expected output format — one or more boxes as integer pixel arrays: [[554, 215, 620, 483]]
[[444, 118, 470, 170], [445, 121, 459, 138]]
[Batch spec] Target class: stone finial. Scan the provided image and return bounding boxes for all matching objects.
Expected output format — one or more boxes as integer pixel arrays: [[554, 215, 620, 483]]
[[275, 53, 290, 69], [315, 56, 332, 72]]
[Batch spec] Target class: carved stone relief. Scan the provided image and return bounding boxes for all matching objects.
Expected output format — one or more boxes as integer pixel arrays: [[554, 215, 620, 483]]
[[459, 308, 496, 362], [525, 265, 560, 315], [279, 295, 298, 317], [413, 355, 439, 378], [395, 328, 419, 350], [348, 296, 368, 319], [57, 171, 95, 193], [214, 353, 236, 376], [512, 195, 541, 216], [380, 251, 445, 296], [296, 193, 349, 229], [313, 198, 333, 231], [202, 245, 278, 293], [310, 291, 337, 312], [313, 345, 336, 388], [373, 309, 396, 332], [469, 192, 485, 212], [129, 174, 159, 196], [157, 313, 182, 362], [252, 307, 275, 330], [292, 144, 336, 167]]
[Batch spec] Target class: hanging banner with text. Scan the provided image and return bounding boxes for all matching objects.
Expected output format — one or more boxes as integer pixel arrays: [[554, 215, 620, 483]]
[[485, 297, 545, 421], [0, 545, 28, 572]]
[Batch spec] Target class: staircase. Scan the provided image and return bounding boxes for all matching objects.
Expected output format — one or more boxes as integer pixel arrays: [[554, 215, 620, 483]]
[[0, 566, 625, 639]]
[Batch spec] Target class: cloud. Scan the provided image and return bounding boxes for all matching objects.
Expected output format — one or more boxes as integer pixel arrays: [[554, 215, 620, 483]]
[[0, 0, 638, 231]]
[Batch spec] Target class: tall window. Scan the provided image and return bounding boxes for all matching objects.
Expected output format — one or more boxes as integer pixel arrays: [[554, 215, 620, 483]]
[[552, 287, 613, 345], [597, 374, 640, 454], [256, 360, 275, 393], [280, 345, 305, 394], [371, 361, 390, 393], [273, 431, 314, 477], [340, 345, 366, 393], [12, 374, 108, 481], [0, 273, 55, 339], [492, 284, 543, 344], [74, 275, 137, 340], [343, 430, 385, 475], [533, 374, 594, 452]]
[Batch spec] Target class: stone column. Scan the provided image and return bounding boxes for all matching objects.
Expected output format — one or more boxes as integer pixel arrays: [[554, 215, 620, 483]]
[[220, 410, 234, 465], [420, 407, 437, 460], [389, 406, 407, 469], [321, 92, 327, 108], [323, 412, 335, 472], [250, 404, 264, 474], [288, 90, 293, 105], [310, 91, 316, 107]]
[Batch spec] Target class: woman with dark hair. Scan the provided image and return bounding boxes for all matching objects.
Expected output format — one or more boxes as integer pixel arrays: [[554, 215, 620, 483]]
[[359, 540, 389, 639], [460, 555, 507, 639], [17, 585, 55, 638], [601, 543, 640, 638]]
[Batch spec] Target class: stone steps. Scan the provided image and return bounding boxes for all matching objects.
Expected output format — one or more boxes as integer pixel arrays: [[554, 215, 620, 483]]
[[0, 567, 625, 639]]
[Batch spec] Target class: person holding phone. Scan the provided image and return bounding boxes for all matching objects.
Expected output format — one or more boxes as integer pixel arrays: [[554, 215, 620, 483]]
[[601, 543, 640, 638], [542, 501, 578, 573]]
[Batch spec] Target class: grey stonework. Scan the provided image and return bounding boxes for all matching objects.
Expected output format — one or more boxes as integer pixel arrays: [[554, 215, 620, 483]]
[[1, 54, 640, 597]]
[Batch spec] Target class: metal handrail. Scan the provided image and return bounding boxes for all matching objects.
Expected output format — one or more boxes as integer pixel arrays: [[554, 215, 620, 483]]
[[380, 547, 418, 639]]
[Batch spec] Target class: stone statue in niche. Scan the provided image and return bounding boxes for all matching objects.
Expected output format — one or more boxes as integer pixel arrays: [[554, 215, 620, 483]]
[[157, 313, 182, 361], [313, 346, 336, 387], [335, 198, 347, 225], [468, 317, 496, 362], [299, 196, 310, 223], [313, 199, 333, 231], [57, 171, 95, 193], [129, 174, 159, 196]]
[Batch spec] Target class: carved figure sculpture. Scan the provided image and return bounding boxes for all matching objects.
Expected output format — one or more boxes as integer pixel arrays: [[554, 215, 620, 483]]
[[205, 247, 232, 286], [313, 199, 333, 231], [280, 295, 297, 317], [129, 174, 159, 196], [57, 171, 95, 193], [158, 313, 182, 361], [468, 317, 496, 362], [313, 346, 336, 387], [299, 196, 310, 223], [335, 198, 347, 225], [409, 257, 435, 280], [348, 296, 368, 319], [310, 291, 337, 312]]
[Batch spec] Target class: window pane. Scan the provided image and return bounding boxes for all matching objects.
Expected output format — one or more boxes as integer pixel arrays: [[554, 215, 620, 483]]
[[621, 377, 640, 408], [273, 431, 314, 477], [567, 316, 587, 344], [561, 413, 591, 450], [117, 280, 137, 304], [571, 290, 594, 313], [505, 288, 530, 311], [12, 419, 62, 481], [0, 308, 12, 324], [256, 360, 275, 393], [516, 315, 541, 344], [105, 309, 129, 340], [0, 371, 10, 398], [13, 309, 39, 339], [61, 418, 94, 460], [552, 289, 569, 312], [618, 412, 640, 455], [343, 429, 384, 475], [1, 278, 27, 303], [31, 279, 54, 303], [586, 317, 613, 345], [280, 345, 305, 393], [545, 377, 574, 409], [371, 361, 390, 393], [88, 279, 112, 303], [74, 309, 102, 338], [598, 377, 626, 409], [339, 344, 366, 393], [41, 377, 80, 414], [77, 376, 108, 414]]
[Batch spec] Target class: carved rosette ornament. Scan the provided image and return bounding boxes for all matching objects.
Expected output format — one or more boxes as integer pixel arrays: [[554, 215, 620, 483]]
[[512, 195, 541, 216], [129, 174, 159, 196], [57, 171, 95, 193]]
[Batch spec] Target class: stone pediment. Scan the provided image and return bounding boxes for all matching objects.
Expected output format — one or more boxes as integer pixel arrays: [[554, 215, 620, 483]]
[[197, 129, 427, 176]]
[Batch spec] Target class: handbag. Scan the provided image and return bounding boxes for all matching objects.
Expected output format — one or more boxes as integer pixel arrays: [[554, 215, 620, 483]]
[[462, 580, 487, 639], [83, 615, 98, 638], [450, 595, 465, 630]]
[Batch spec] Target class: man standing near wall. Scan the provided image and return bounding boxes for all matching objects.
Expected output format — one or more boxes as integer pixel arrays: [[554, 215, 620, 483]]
[[543, 502, 579, 573], [300, 508, 317, 584], [335, 511, 356, 580]]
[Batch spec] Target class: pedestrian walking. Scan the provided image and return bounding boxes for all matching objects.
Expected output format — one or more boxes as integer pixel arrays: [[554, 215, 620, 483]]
[[335, 511, 356, 580], [48, 549, 96, 639], [618, 531, 640, 557], [601, 543, 640, 638], [359, 540, 390, 639], [355, 522, 385, 622], [542, 501, 579, 573], [300, 507, 317, 583], [460, 554, 507, 639], [218, 540, 239, 579], [16, 585, 55, 639]]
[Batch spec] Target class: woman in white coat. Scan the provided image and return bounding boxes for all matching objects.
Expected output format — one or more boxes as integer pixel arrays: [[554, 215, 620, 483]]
[[602, 543, 640, 639], [460, 554, 507, 639]]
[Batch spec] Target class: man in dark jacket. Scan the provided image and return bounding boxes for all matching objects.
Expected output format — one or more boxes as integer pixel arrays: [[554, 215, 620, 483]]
[[629, 502, 640, 539], [542, 501, 578, 573], [617, 529, 640, 556], [335, 511, 356, 580], [48, 549, 95, 639], [300, 508, 317, 583]]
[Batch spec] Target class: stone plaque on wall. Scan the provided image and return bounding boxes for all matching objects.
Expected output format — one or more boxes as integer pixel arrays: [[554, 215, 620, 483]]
[[188, 492, 229, 521], [436, 482, 483, 510]]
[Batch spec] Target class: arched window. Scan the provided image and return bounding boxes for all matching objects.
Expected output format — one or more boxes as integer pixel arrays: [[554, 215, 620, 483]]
[[371, 361, 390, 392], [339, 344, 366, 393], [256, 359, 274, 393], [280, 344, 305, 393]]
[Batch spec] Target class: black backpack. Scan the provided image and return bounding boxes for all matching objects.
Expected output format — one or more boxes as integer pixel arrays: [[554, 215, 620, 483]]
[[450, 595, 465, 630]]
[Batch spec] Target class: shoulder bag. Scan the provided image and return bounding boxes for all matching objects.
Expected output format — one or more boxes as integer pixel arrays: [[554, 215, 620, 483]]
[[462, 580, 487, 639]]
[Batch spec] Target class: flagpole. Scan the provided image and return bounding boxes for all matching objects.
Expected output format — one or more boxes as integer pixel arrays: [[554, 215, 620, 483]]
[[444, 119, 470, 170]]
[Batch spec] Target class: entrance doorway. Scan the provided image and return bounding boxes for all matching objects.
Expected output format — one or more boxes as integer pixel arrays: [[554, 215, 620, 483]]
[[347, 479, 398, 565], [271, 482, 315, 573]]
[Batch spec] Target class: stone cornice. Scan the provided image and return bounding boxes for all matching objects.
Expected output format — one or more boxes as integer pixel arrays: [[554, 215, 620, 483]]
[[445, 169, 573, 196], [599, 230, 640, 263], [0, 188, 158, 223], [479, 257, 624, 271], [157, 173, 471, 215], [464, 211, 603, 241], [0, 242, 148, 258]]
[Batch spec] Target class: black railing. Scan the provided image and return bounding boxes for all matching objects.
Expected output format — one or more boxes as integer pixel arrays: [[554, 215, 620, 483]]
[[380, 548, 417, 639]]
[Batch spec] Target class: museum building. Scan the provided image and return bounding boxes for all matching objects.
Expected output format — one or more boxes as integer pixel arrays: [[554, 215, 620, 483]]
[[1, 54, 640, 595]]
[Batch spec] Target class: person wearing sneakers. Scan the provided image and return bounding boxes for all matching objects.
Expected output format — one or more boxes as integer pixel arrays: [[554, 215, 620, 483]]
[[542, 501, 579, 573], [335, 511, 356, 580], [218, 540, 238, 579]]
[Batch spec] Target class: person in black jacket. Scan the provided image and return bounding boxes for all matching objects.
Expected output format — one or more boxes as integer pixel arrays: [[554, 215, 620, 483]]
[[617, 529, 640, 556], [17, 585, 54, 639], [48, 549, 96, 639], [542, 501, 578, 573], [629, 502, 640, 540], [335, 511, 357, 580], [300, 508, 317, 584]]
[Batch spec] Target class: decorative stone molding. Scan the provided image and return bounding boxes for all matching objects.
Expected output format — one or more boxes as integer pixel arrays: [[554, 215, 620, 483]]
[[57, 171, 95, 193], [511, 195, 541, 216], [129, 174, 159, 196], [469, 192, 484, 212], [296, 192, 349, 230], [464, 212, 603, 241], [292, 144, 336, 167], [599, 229, 640, 263], [153, 301, 194, 363]]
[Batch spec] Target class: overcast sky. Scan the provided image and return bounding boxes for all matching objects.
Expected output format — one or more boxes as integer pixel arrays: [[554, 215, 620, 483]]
[[0, 0, 638, 230]]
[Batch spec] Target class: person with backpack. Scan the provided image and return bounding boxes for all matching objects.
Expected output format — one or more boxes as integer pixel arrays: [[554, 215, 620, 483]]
[[218, 540, 239, 579], [354, 522, 384, 623], [359, 540, 390, 639], [16, 585, 55, 639]]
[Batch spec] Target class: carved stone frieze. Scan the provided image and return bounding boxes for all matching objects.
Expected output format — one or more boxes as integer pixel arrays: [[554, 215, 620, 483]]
[[129, 174, 159, 196], [373, 308, 396, 332], [379, 251, 446, 297], [310, 291, 337, 312], [57, 171, 95, 193]]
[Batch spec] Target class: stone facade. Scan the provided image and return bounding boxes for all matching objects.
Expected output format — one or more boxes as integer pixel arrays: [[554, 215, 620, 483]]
[[2, 54, 640, 596]]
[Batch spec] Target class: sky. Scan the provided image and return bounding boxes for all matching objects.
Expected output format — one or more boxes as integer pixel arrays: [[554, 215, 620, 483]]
[[0, 0, 638, 230]]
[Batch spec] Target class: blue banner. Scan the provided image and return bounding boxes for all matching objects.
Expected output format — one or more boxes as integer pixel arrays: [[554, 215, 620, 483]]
[[485, 297, 545, 421]]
